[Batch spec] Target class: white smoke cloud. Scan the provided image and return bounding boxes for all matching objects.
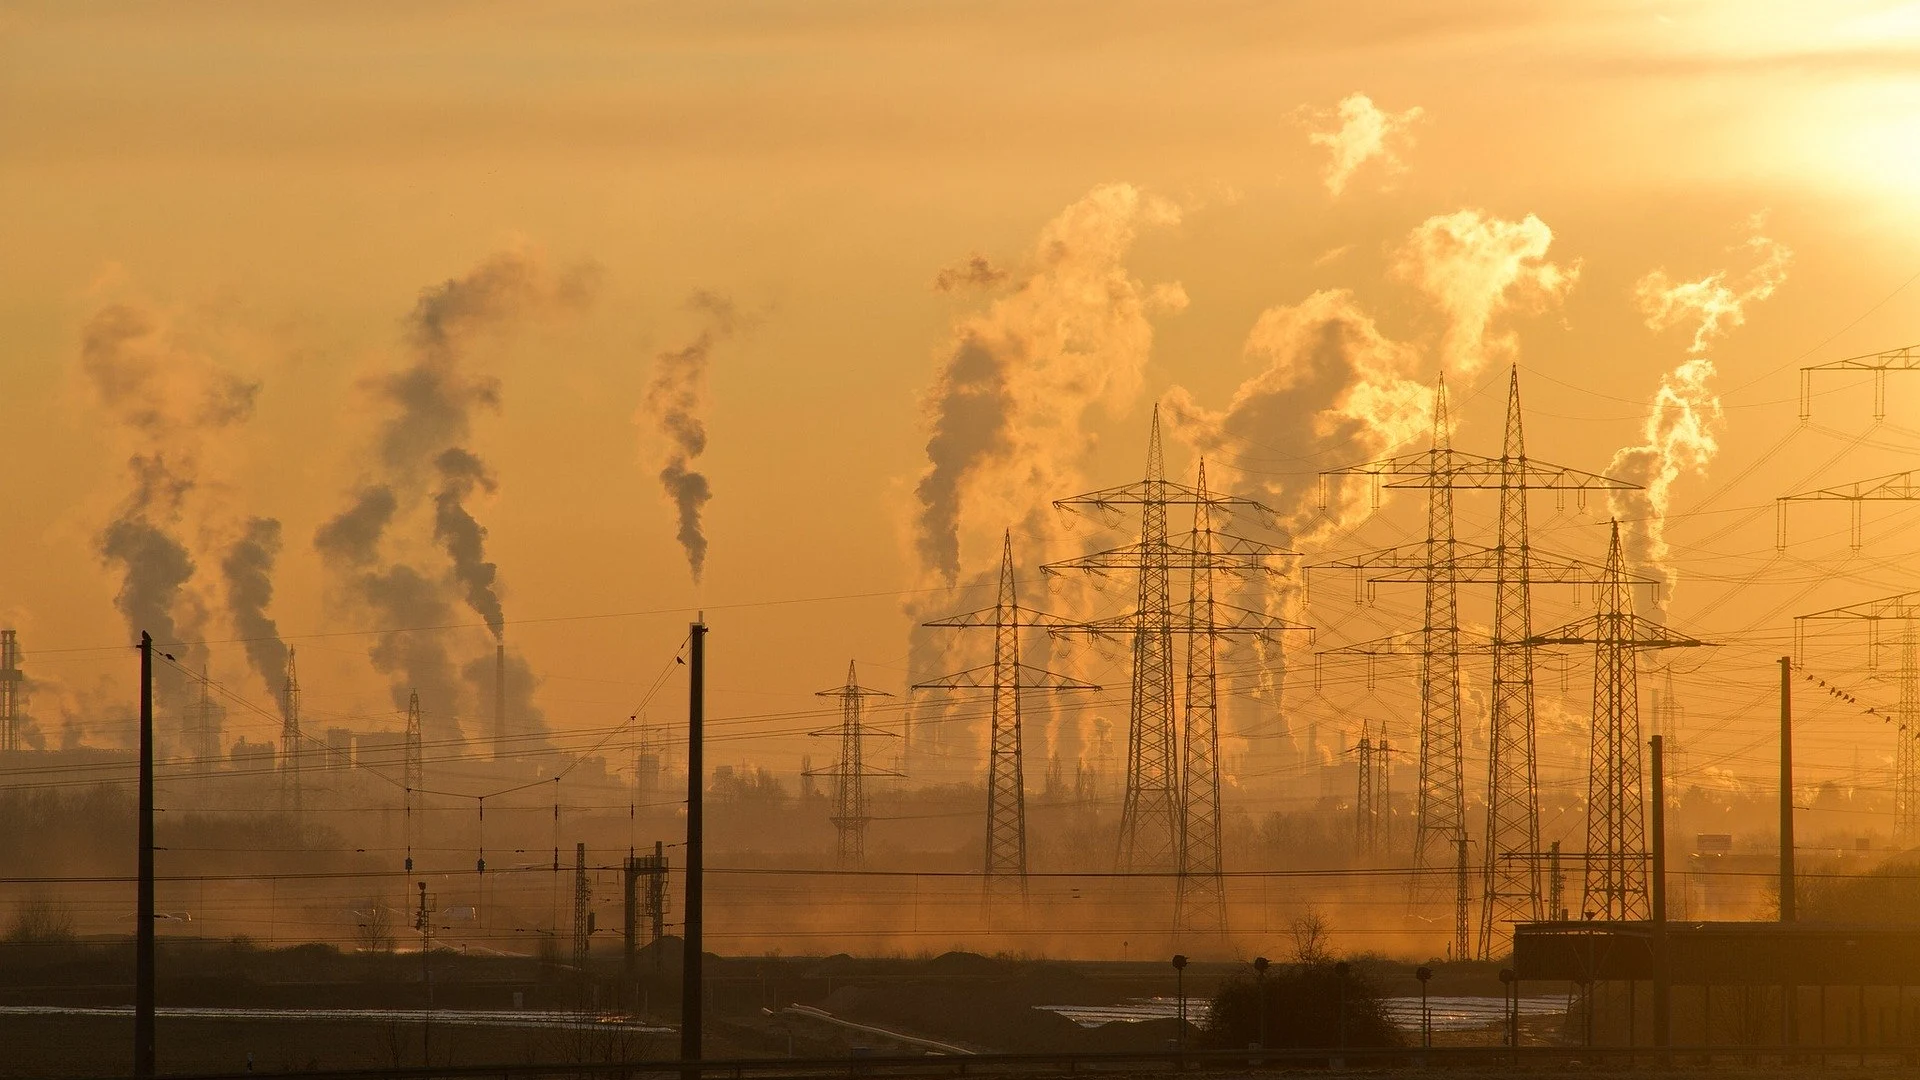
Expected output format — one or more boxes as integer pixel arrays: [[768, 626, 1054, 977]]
[[1610, 224, 1792, 614], [911, 182, 1186, 587], [1306, 92, 1424, 196], [1393, 209, 1578, 376]]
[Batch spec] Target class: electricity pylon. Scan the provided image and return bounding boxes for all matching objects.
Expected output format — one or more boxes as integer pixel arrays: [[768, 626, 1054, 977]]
[[1047, 414, 1306, 889], [1778, 470, 1920, 550], [1355, 725, 1376, 856], [1796, 591, 1920, 843], [1530, 521, 1707, 920], [1320, 367, 1640, 957], [917, 531, 1097, 908], [281, 647, 303, 812], [1799, 343, 1920, 421], [811, 662, 895, 870]]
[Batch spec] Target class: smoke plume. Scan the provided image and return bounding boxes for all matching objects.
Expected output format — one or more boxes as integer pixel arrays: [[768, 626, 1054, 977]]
[[1393, 209, 1578, 376], [642, 291, 737, 583], [912, 182, 1186, 586], [317, 247, 592, 724], [433, 448, 503, 639], [1610, 227, 1792, 613], [220, 517, 291, 712], [1306, 92, 1423, 196], [82, 300, 258, 704]]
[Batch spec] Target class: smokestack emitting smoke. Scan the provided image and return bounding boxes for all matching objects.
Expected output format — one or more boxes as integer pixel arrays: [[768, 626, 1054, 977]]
[[495, 642, 506, 756], [1306, 92, 1423, 196], [1610, 225, 1792, 614], [912, 182, 1186, 587], [82, 300, 259, 712], [642, 290, 738, 583], [316, 248, 592, 724], [221, 517, 292, 715]]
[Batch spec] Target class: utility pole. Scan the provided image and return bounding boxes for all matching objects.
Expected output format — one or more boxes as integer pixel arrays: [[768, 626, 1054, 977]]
[[918, 531, 1095, 909], [1530, 521, 1707, 921], [681, 618, 705, 1075], [415, 880, 433, 1065], [1780, 653, 1797, 1051], [135, 631, 155, 1078], [810, 662, 895, 870], [1650, 734, 1669, 1050]]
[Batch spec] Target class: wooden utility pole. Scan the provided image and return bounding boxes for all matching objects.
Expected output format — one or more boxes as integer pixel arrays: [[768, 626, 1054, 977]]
[[681, 619, 706, 1076], [135, 632, 155, 1077]]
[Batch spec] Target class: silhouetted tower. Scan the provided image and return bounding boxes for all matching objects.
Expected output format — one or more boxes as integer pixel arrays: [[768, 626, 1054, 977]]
[[1415, 384, 1463, 883], [1797, 590, 1920, 843], [1177, 462, 1228, 933], [1534, 521, 1707, 920], [403, 689, 423, 871], [1050, 413, 1303, 885], [813, 663, 893, 870], [1319, 369, 1641, 956], [919, 532, 1095, 906], [0, 630, 21, 753], [1378, 736, 1393, 853], [572, 842, 591, 974], [1798, 342, 1920, 423], [494, 642, 508, 760], [281, 647, 302, 811], [1355, 726, 1376, 856]]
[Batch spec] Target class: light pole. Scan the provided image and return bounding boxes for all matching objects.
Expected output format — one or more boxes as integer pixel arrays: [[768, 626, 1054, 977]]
[[1499, 968, 1517, 1050], [1253, 956, 1270, 1054], [1415, 966, 1433, 1049], [1335, 961, 1350, 1049], [1172, 954, 1189, 1054]]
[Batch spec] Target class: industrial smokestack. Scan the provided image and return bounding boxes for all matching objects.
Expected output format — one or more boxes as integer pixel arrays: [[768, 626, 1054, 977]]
[[495, 642, 507, 760]]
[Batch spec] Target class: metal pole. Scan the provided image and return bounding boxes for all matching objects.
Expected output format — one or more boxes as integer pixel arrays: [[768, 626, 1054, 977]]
[[1781, 655, 1798, 1053], [135, 631, 155, 1078], [681, 618, 706, 1075], [1652, 735, 1670, 1050]]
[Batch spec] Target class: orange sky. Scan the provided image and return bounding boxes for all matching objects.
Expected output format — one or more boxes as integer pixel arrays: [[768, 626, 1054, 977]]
[[6, 2, 1920, 823]]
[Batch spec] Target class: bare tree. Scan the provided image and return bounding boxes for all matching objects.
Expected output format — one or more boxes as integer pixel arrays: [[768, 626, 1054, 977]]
[[1288, 906, 1331, 966], [353, 900, 396, 953], [4, 893, 75, 944]]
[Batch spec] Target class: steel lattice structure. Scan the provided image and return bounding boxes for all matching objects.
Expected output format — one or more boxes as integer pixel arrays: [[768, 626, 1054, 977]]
[[281, 646, 303, 813], [1799, 343, 1920, 420], [0, 630, 21, 754], [917, 531, 1096, 907], [1796, 590, 1920, 843], [812, 662, 894, 870], [1047, 411, 1305, 887], [1531, 522, 1707, 921], [1319, 368, 1639, 958], [1777, 470, 1920, 550]]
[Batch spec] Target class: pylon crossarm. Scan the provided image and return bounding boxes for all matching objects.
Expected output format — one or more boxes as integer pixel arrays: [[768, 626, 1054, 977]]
[[1046, 543, 1274, 574], [1805, 344, 1920, 371], [812, 685, 894, 699], [1054, 480, 1276, 516], [1391, 458, 1639, 492], [1321, 446, 1499, 480], [913, 664, 1099, 692], [922, 605, 1082, 630], [1798, 591, 1920, 622], [1782, 470, 1920, 502], [1167, 599, 1311, 637], [1367, 547, 1658, 586], [1318, 628, 1493, 658]]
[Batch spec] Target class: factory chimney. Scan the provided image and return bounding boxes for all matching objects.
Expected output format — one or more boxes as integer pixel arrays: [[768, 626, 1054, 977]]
[[495, 642, 507, 761]]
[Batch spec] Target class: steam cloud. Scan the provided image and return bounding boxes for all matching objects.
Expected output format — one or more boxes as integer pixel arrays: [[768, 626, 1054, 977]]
[[642, 292, 737, 583], [317, 248, 593, 727], [912, 182, 1187, 587], [1610, 226, 1792, 613], [1394, 209, 1578, 376], [82, 300, 259, 710], [221, 517, 291, 714], [1307, 92, 1423, 196]]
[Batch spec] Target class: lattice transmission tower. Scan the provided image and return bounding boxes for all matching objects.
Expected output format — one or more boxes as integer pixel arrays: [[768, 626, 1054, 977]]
[[1799, 342, 1920, 422], [1048, 425, 1305, 933], [811, 662, 895, 870], [918, 532, 1096, 908], [1319, 368, 1640, 957], [1531, 521, 1707, 920], [1796, 590, 1920, 843], [1355, 726, 1376, 856], [281, 647, 303, 812], [0, 630, 21, 754]]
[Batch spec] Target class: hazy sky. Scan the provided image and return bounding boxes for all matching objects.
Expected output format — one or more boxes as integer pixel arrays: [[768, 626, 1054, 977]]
[[6, 1, 1920, 809]]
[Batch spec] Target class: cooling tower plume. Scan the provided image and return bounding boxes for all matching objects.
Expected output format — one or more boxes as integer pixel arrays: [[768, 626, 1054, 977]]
[[1610, 226, 1792, 614], [81, 300, 258, 697], [220, 516, 292, 713], [1306, 92, 1423, 196], [433, 448, 503, 639], [641, 291, 738, 583], [912, 182, 1187, 586], [1393, 209, 1578, 376]]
